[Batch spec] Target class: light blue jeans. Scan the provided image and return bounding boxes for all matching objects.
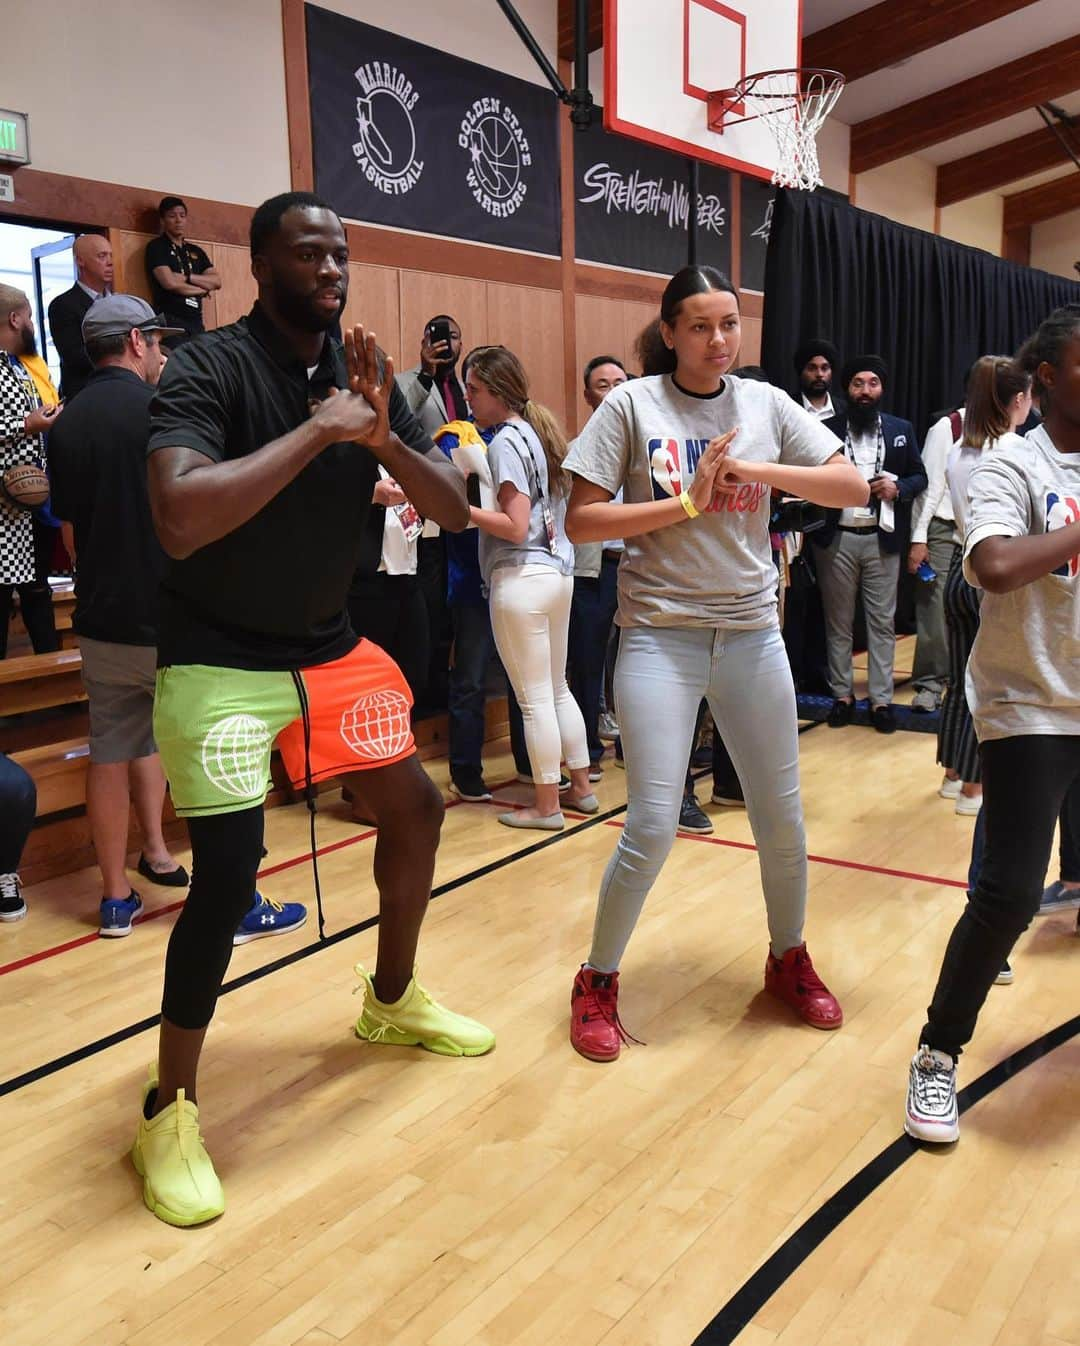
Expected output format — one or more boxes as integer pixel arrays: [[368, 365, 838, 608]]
[[589, 624, 807, 971]]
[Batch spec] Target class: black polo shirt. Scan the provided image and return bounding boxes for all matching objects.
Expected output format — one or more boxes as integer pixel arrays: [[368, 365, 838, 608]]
[[48, 367, 166, 646], [147, 302, 434, 670], [145, 234, 214, 332]]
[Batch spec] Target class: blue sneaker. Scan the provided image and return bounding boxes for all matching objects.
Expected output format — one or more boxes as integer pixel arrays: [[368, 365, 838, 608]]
[[99, 890, 143, 938], [233, 891, 307, 946]]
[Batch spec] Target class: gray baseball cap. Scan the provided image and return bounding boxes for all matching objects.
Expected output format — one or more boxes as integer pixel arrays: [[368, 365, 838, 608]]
[[82, 294, 185, 342]]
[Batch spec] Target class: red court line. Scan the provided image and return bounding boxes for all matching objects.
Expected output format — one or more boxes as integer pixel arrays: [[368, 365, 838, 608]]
[[603, 820, 968, 889], [0, 773, 530, 979]]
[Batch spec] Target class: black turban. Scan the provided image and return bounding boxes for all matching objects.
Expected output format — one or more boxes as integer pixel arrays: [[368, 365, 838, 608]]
[[840, 354, 888, 390], [793, 338, 840, 375]]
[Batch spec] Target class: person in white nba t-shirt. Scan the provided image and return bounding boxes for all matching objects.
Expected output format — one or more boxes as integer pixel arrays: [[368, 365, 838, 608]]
[[561, 265, 870, 1063]]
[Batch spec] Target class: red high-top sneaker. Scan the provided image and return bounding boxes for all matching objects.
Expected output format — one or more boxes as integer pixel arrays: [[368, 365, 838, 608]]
[[764, 943, 843, 1030], [570, 966, 640, 1062]]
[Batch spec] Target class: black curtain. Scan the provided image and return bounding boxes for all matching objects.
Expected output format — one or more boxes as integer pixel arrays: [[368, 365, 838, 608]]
[[762, 188, 1080, 435]]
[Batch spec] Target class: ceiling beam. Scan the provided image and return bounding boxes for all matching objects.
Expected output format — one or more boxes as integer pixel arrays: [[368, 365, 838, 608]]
[[850, 35, 1080, 174], [557, 0, 603, 62], [804, 0, 1041, 86], [1003, 172, 1080, 230], [937, 122, 1080, 206]]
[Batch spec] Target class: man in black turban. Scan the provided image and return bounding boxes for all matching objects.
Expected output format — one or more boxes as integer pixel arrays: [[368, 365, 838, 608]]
[[793, 339, 843, 419]]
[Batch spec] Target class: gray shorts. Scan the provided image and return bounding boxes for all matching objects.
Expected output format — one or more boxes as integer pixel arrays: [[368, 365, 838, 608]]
[[79, 637, 158, 764]]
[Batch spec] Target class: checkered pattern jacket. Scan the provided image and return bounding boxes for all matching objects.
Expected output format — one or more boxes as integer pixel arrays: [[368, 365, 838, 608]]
[[0, 354, 44, 585]]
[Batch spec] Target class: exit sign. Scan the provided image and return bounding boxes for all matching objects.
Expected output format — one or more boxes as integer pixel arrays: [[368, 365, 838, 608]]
[[0, 110, 30, 166]]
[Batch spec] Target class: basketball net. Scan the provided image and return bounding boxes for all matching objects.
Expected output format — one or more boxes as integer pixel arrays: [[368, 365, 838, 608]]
[[711, 69, 845, 193]]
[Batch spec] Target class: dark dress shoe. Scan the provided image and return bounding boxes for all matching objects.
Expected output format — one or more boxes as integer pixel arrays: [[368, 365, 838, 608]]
[[827, 699, 854, 728], [871, 705, 897, 734], [136, 854, 190, 887]]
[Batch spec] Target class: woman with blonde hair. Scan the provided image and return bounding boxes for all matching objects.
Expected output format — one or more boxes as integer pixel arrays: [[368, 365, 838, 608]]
[[465, 345, 595, 828], [937, 355, 1033, 816]]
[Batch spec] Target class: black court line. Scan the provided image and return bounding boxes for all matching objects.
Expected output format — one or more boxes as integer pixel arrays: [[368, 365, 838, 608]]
[[0, 799, 630, 1099], [692, 1012, 1080, 1345], [0, 729, 824, 1100]]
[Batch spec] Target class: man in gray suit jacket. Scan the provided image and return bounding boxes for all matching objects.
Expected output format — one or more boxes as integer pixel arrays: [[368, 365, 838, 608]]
[[396, 314, 466, 437]]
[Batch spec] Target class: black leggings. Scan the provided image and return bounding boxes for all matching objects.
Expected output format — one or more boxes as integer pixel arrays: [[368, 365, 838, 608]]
[[923, 733, 1080, 1058], [161, 805, 264, 1029]]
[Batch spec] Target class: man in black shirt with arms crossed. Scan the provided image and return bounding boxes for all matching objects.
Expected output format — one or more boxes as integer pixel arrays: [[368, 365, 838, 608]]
[[136, 192, 492, 1228]]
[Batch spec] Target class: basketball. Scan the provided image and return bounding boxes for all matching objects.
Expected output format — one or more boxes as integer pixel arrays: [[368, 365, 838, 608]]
[[1, 464, 51, 509]]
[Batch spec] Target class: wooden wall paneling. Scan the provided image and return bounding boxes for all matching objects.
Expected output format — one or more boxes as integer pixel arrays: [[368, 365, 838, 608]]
[[558, 58, 580, 440], [398, 271, 490, 376], [208, 243, 258, 328], [739, 316, 763, 367], [282, 0, 315, 191], [114, 231, 156, 304], [575, 293, 629, 428], [342, 263, 402, 367], [487, 283, 567, 428], [621, 300, 657, 375]]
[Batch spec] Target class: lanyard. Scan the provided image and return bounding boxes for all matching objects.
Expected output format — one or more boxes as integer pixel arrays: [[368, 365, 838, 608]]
[[843, 420, 885, 476], [6, 354, 41, 416], [169, 237, 192, 281]]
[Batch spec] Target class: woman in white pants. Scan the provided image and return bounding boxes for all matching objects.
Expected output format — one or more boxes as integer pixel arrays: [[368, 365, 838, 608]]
[[465, 346, 595, 830]]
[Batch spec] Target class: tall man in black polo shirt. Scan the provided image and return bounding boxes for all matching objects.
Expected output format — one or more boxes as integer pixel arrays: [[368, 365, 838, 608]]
[[135, 192, 492, 1228], [144, 197, 222, 349]]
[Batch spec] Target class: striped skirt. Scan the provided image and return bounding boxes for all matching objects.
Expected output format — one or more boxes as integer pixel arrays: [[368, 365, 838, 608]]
[[936, 545, 981, 783]]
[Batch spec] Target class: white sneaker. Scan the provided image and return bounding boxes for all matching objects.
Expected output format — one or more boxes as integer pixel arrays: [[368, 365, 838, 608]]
[[905, 1046, 959, 1143], [938, 776, 962, 800], [955, 793, 983, 816], [598, 711, 619, 741]]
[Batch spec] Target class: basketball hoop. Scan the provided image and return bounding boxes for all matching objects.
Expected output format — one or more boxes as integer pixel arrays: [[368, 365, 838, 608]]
[[707, 68, 845, 192]]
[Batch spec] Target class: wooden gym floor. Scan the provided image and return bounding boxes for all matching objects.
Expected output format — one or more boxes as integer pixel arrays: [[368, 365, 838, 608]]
[[2, 639, 1078, 1345]]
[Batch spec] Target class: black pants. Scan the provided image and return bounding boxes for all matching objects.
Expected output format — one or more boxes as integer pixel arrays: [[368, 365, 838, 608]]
[[347, 573, 430, 706], [567, 555, 619, 765], [0, 753, 37, 872], [923, 734, 1080, 1058], [447, 600, 528, 779], [0, 520, 60, 659]]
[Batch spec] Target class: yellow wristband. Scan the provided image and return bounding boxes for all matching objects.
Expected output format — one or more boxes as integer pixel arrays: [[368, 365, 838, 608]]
[[679, 489, 699, 520]]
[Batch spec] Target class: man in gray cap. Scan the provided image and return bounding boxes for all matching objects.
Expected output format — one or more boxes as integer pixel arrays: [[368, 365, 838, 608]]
[[48, 296, 308, 943]]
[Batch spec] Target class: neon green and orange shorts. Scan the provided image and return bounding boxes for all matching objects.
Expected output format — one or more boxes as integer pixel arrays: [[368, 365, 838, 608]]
[[153, 640, 415, 818]]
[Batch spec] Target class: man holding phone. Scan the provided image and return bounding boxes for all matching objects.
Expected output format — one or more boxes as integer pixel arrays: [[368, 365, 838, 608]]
[[810, 356, 927, 733], [397, 314, 465, 437]]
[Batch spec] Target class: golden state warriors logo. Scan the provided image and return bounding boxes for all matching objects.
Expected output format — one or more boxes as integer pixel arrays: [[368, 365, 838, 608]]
[[459, 97, 531, 218], [353, 62, 424, 196]]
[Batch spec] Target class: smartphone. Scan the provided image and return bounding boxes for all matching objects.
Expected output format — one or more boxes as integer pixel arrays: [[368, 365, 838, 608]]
[[428, 318, 454, 355]]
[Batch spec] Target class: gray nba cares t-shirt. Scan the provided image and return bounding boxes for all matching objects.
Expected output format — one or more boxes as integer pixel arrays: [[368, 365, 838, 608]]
[[963, 424, 1080, 742], [564, 374, 843, 628], [479, 419, 574, 585]]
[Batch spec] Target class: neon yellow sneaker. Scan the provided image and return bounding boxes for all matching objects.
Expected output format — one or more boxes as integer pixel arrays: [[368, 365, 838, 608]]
[[130, 1070, 225, 1227], [353, 965, 495, 1057]]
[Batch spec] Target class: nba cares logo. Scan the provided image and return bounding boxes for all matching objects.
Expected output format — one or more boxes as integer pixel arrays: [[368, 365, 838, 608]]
[[649, 438, 684, 499], [1046, 491, 1080, 578]]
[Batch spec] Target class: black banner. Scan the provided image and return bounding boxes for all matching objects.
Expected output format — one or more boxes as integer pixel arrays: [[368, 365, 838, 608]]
[[574, 105, 731, 276], [306, 5, 561, 257]]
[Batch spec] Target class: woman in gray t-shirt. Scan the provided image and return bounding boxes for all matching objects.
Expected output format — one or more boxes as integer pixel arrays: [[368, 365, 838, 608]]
[[906, 307, 1080, 1147], [560, 265, 870, 1064], [464, 346, 595, 829]]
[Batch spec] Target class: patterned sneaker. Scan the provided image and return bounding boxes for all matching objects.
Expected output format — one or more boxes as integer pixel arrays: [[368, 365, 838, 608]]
[[764, 943, 844, 1029], [0, 872, 27, 922], [233, 891, 307, 945], [905, 1046, 959, 1143], [569, 965, 641, 1062], [597, 711, 619, 741], [1037, 880, 1080, 915], [449, 770, 492, 802], [131, 1070, 225, 1227], [353, 966, 495, 1057], [99, 891, 143, 938]]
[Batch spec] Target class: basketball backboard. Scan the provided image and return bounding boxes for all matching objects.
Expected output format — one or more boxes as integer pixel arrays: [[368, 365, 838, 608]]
[[604, 0, 802, 181]]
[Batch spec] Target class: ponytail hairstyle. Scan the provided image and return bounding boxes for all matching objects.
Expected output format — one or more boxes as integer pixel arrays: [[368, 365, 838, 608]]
[[467, 345, 570, 496], [634, 265, 739, 376], [961, 355, 1032, 448], [1016, 304, 1080, 404]]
